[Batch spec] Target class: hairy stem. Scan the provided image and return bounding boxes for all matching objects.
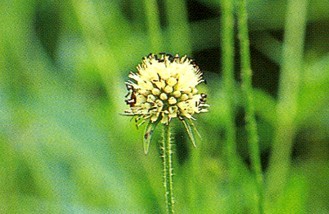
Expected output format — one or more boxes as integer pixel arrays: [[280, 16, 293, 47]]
[[162, 125, 174, 214], [237, 0, 264, 213]]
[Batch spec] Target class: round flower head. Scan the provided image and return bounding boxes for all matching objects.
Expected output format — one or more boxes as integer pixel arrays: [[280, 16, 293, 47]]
[[124, 53, 208, 126]]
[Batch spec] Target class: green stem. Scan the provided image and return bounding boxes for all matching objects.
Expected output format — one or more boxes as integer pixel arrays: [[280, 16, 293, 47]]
[[220, 0, 238, 209], [221, 0, 237, 166], [221, 0, 237, 156], [162, 125, 174, 214], [143, 0, 163, 52], [164, 0, 192, 54], [237, 0, 264, 213], [266, 0, 308, 201]]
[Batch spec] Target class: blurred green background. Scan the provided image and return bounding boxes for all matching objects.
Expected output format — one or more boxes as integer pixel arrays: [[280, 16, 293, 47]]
[[0, 0, 328, 213]]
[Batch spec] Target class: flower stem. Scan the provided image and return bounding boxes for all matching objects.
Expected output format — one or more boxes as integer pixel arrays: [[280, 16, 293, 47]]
[[236, 0, 264, 213], [162, 124, 174, 214]]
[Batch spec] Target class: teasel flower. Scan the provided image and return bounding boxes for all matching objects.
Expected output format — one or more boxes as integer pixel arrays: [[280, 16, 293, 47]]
[[124, 53, 209, 154]]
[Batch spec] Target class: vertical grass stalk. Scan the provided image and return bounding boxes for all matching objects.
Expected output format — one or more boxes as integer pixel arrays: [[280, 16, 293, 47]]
[[220, 0, 238, 209], [220, 0, 237, 169], [162, 125, 174, 214], [266, 0, 308, 200], [164, 0, 192, 54], [143, 0, 163, 51], [236, 0, 264, 213]]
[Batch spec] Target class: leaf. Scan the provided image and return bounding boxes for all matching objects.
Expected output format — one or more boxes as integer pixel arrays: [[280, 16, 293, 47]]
[[143, 120, 158, 155], [181, 119, 201, 148], [189, 119, 202, 139]]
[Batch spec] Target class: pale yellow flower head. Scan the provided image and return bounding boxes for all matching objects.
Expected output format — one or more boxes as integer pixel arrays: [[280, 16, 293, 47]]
[[124, 53, 208, 126]]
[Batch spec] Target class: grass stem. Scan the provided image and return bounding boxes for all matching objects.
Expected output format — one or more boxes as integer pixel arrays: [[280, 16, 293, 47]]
[[236, 0, 264, 213], [220, 0, 238, 209], [220, 0, 237, 167], [164, 0, 191, 54], [143, 0, 163, 52], [162, 125, 174, 214], [266, 0, 308, 201]]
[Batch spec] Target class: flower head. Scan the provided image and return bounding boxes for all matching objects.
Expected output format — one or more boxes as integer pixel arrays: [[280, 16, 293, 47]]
[[124, 53, 208, 126]]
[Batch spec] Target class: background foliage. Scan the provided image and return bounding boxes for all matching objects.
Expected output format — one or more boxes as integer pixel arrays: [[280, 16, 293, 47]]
[[0, 0, 328, 213]]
